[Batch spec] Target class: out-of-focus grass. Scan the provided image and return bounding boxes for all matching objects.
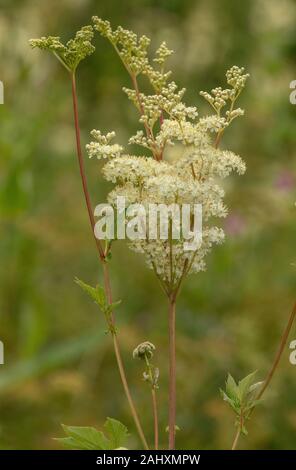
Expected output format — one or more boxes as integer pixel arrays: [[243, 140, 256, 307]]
[[0, 0, 296, 449]]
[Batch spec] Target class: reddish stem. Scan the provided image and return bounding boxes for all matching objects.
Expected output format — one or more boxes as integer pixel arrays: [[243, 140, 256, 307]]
[[71, 73, 105, 260], [256, 301, 296, 401], [151, 389, 159, 450], [168, 296, 176, 449], [70, 72, 148, 450]]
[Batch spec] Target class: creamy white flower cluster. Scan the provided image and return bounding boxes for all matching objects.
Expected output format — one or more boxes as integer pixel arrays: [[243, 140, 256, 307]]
[[153, 42, 174, 65], [86, 130, 123, 160], [200, 66, 249, 129], [90, 133, 245, 285], [92, 17, 151, 76], [88, 19, 248, 291]]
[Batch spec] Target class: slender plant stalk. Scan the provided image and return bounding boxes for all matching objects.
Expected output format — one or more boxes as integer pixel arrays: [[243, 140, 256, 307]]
[[168, 295, 177, 449], [231, 412, 244, 450], [256, 301, 296, 401], [144, 354, 159, 449], [102, 262, 149, 449], [214, 131, 223, 149], [70, 71, 149, 450], [71, 72, 105, 260], [151, 389, 159, 450], [231, 301, 296, 450], [231, 427, 241, 450]]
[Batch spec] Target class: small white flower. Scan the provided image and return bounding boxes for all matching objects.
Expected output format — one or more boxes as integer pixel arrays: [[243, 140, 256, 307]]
[[86, 129, 123, 159], [86, 25, 248, 287]]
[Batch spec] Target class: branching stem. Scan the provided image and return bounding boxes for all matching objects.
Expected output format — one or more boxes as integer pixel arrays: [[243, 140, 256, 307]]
[[70, 71, 148, 450]]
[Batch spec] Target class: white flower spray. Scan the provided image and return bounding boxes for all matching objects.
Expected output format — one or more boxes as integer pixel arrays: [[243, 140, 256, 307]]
[[30, 17, 296, 450], [88, 17, 249, 449], [31, 18, 293, 452]]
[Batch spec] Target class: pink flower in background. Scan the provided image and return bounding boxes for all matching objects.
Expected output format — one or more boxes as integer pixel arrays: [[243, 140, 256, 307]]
[[275, 170, 294, 192], [224, 213, 246, 236]]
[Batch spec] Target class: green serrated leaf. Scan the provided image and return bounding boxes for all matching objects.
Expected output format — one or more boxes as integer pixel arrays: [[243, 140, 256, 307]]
[[61, 424, 111, 450], [106, 300, 122, 314], [56, 419, 129, 450], [226, 374, 239, 401], [238, 371, 257, 401], [249, 381, 263, 395], [220, 389, 240, 413], [75, 278, 121, 318], [241, 424, 248, 436], [245, 398, 264, 412], [54, 437, 84, 450], [96, 285, 106, 305], [104, 418, 129, 449], [165, 425, 180, 433], [75, 278, 107, 311]]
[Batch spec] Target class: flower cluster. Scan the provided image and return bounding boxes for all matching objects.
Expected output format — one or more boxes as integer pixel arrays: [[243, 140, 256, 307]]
[[87, 19, 248, 292], [200, 66, 249, 128], [133, 341, 156, 360], [29, 25, 95, 71], [133, 342, 159, 388], [86, 130, 123, 160], [153, 42, 174, 65], [92, 17, 150, 76]]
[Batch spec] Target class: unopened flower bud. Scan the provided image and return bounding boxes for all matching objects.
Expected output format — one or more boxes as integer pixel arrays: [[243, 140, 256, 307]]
[[133, 341, 156, 360]]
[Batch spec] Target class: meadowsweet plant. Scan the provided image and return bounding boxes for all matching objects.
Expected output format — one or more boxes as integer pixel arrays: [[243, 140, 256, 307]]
[[89, 17, 248, 450], [29, 18, 248, 450], [29, 17, 295, 451]]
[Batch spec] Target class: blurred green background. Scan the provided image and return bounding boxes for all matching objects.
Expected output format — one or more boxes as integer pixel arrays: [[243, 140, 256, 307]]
[[0, 0, 296, 450]]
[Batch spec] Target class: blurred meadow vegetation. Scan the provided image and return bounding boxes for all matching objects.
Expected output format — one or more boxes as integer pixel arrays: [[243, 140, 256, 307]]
[[0, 0, 296, 449]]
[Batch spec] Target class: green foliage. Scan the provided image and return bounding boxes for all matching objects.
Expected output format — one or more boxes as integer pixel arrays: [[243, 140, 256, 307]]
[[220, 372, 263, 435], [55, 418, 129, 450], [75, 278, 121, 316], [104, 418, 129, 449], [165, 425, 180, 433]]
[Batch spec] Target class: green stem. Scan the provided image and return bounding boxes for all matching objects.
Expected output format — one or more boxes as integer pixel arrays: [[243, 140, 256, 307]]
[[70, 72, 148, 450], [144, 354, 159, 450], [151, 388, 159, 450], [168, 295, 176, 449], [256, 301, 296, 401], [231, 427, 241, 451]]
